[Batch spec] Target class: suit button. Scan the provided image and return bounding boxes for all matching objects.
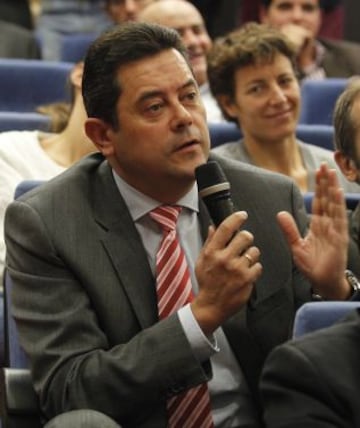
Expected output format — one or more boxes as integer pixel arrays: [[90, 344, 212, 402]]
[[166, 385, 183, 397]]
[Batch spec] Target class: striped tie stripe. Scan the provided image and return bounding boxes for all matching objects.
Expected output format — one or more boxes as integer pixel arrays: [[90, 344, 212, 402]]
[[150, 206, 214, 428]]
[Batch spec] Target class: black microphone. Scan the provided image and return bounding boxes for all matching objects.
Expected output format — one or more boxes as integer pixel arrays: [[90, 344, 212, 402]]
[[195, 161, 234, 227]]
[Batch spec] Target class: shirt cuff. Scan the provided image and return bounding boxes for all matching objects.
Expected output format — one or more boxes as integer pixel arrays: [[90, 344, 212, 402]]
[[178, 303, 219, 363]]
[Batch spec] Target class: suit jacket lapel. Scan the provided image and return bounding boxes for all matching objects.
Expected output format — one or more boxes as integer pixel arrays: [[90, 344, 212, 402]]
[[92, 161, 158, 329]]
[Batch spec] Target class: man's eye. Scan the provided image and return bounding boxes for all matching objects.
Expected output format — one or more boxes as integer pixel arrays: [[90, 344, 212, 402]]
[[148, 103, 163, 112], [181, 91, 198, 103], [280, 77, 293, 85], [186, 92, 197, 100]]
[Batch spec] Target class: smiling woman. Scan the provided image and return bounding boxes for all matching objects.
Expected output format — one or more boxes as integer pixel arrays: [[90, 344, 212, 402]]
[[207, 22, 359, 194]]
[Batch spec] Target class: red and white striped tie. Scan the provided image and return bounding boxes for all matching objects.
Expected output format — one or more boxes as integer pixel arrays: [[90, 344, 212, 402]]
[[150, 205, 214, 428]]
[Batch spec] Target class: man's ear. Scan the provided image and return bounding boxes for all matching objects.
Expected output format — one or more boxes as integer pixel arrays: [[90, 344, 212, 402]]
[[334, 150, 359, 182], [84, 118, 115, 157], [217, 95, 238, 120], [69, 62, 84, 90]]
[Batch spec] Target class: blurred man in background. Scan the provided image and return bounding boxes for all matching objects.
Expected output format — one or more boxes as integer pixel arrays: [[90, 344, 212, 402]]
[[139, 0, 224, 122], [259, 0, 360, 79]]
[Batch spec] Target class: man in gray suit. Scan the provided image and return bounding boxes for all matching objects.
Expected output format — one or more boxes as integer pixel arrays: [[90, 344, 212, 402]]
[[4, 22, 357, 427]]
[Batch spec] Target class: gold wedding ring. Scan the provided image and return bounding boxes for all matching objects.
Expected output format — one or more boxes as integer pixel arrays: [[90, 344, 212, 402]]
[[244, 253, 253, 267]]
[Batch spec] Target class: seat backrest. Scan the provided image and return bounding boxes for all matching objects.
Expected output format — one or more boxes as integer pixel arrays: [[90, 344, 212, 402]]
[[60, 33, 97, 63], [208, 121, 335, 151], [0, 112, 51, 132], [295, 124, 334, 151], [13, 180, 44, 201], [208, 122, 242, 148], [303, 192, 360, 213], [293, 301, 360, 338], [0, 59, 73, 112], [299, 78, 347, 125]]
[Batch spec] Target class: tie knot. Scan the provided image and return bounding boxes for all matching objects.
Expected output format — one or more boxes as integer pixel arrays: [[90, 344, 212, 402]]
[[150, 205, 181, 232]]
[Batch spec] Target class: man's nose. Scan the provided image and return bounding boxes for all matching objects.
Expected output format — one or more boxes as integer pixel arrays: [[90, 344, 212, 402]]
[[170, 103, 193, 129]]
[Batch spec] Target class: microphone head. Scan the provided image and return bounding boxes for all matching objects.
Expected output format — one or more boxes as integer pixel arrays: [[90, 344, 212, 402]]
[[195, 161, 234, 227], [195, 161, 230, 198]]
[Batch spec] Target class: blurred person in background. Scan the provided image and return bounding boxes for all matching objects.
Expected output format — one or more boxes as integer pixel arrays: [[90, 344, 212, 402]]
[[188, 0, 242, 39], [0, 20, 40, 59], [0, 0, 33, 29], [35, 0, 111, 61], [207, 22, 359, 193], [105, 0, 158, 23], [0, 62, 96, 285], [139, 0, 225, 122], [259, 0, 360, 79]]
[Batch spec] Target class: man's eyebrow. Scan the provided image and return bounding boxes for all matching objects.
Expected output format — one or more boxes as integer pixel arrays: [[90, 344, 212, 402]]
[[136, 78, 198, 104], [137, 89, 164, 105], [182, 78, 198, 90]]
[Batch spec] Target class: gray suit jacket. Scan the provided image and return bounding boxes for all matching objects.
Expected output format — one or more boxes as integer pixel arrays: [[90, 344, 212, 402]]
[[321, 38, 360, 77], [4, 152, 311, 427], [261, 309, 360, 428]]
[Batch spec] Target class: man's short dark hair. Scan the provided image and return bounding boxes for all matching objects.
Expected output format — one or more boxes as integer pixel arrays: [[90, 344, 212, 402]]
[[333, 79, 360, 160], [82, 22, 189, 129]]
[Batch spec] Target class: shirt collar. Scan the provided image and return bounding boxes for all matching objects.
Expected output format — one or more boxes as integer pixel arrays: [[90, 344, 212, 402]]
[[302, 40, 326, 78], [112, 170, 199, 222]]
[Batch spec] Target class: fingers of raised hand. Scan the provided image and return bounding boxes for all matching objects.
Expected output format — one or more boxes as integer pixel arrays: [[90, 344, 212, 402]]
[[205, 211, 249, 250]]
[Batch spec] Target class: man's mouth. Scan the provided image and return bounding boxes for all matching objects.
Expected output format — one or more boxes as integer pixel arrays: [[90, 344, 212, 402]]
[[176, 140, 199, 151]]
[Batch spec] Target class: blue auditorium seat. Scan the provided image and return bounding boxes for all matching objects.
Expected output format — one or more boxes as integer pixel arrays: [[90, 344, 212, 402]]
[[0, 112, 50, 132], [303, 192, 360, 213], [293, 301, 360, 338], [60, 33, 97, 63], [208, 122, 241, 148], [0, 59, 73, 112], [299, 78, 347, 125], [296, 124, 334, 151]]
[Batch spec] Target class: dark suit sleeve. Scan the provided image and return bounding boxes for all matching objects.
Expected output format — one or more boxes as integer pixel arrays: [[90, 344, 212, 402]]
[[260, 341, 350, 428], [322, 38, 360, 77], [4, 200, 210, 424]]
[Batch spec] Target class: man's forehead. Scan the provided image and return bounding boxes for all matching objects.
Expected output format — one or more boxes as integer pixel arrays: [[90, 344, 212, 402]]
[[116, 49, 194, 88]]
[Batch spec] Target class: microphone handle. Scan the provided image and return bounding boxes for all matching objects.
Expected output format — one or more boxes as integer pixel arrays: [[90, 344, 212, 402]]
[[203, 195, 234, 227]]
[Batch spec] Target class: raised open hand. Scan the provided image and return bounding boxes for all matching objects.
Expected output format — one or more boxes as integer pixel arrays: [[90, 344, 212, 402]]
[[278, 163, 350, 300]]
